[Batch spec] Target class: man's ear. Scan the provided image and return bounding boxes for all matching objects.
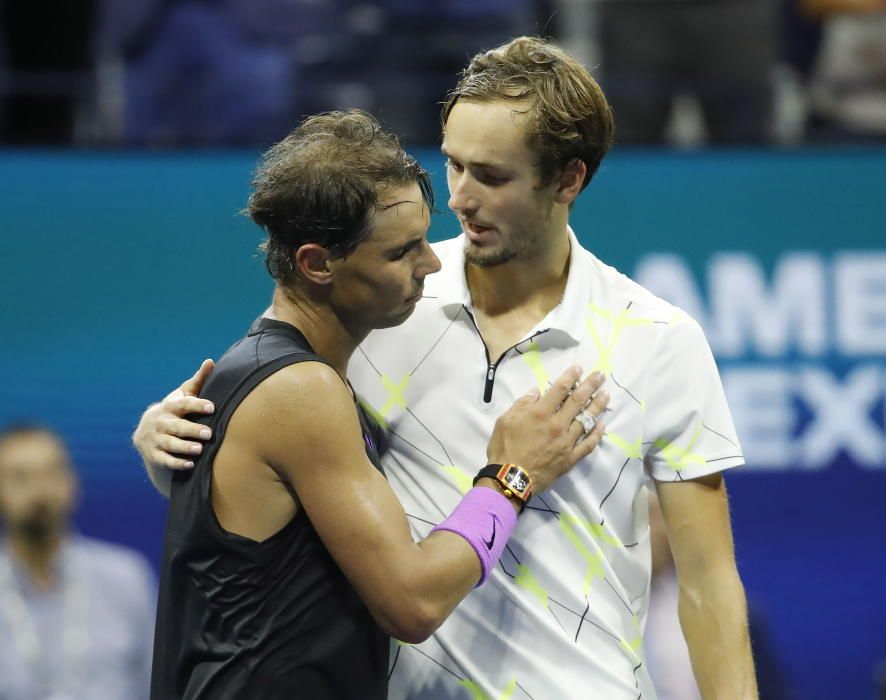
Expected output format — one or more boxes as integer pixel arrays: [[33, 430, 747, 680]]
[[294, 243, 334, 285], [553, 159, 587, 205]]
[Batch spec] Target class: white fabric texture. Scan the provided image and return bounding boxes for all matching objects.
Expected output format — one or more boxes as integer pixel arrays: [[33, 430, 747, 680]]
[[349, 231, 744, 700]]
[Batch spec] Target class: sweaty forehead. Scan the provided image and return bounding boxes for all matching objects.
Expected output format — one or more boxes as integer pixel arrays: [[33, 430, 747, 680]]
[[367, 184, 429, 244], [442, 99, 535, 166], [376, 181, 425, 210]]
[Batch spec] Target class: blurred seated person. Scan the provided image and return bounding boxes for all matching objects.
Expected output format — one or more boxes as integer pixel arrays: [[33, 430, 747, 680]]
[[645, 490, 794, 700], [597, 0, 777, 145], [0, 423, 156, 700], [350, 0, 538, 144], [801, 0, 886, 141], [123, 1, 296, 146]]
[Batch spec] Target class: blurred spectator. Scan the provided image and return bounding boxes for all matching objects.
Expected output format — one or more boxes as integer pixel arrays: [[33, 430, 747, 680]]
[[117, 0, 547, 146], [801, 0, 886, 141], [121, 0, 303, 146], [782, 0, 825, 81], [645, 490, 794, 700], [597, 0, 778, 145], [0, 0, 99, 144], [347, 0, 541, 144], [0, 0, 550, 146], [0, 423, 155, 700]]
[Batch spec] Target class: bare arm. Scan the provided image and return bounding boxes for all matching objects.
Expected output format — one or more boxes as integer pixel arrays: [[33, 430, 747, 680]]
[[656, 474, 759, 700], [247, 362, 605, 643]]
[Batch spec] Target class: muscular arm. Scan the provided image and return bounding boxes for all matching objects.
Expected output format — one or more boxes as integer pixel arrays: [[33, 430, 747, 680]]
[[134, 359, 608, 641], [240, 362, 484, 642], [243, 362, 604, 644], [655, 474, 758, 700]]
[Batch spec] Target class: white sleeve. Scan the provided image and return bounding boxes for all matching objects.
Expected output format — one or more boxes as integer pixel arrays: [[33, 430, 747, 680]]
[[643, 316, 744, 482]]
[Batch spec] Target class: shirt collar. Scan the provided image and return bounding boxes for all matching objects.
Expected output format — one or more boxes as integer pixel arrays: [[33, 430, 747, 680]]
[[437, 227, 591, 344], [435, 235, 472, 309]]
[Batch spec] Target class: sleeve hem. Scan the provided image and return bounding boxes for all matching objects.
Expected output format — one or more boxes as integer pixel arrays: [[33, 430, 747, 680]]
[[650, 455, 745, 483]]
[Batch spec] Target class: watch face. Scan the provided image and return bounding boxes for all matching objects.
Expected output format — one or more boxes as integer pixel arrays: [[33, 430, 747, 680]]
[[504, 466, 530, 494]]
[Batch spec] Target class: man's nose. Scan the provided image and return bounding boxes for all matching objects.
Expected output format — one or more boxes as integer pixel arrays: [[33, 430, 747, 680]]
[[448, 174, 478, 214]]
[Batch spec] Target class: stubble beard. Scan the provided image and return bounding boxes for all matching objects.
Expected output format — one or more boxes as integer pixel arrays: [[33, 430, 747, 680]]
[[464, 244, 518, 268], [463, 227, 543, 268]]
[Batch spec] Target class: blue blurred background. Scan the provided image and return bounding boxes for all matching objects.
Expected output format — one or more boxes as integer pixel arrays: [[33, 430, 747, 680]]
[[1, 1, 885, 699]]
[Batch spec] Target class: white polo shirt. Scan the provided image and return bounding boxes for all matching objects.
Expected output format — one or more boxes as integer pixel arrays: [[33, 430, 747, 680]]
[[349, 231, 744, 700]]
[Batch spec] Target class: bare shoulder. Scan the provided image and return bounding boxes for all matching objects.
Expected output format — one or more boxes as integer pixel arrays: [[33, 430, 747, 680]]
[[236, 360, 365, 470], [250, 360, 352, 414], [210, 362, 356, 540]]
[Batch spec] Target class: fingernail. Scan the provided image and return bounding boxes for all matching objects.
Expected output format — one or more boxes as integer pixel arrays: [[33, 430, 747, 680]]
[[592, 371, 604, 382], [183, 461, 194, 468], [190, 444, 202, 454], [199, 428, 212, 440], [203, 402, 215, 414]]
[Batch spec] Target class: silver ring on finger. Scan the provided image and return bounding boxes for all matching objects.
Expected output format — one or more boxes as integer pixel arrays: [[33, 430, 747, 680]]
[[573, 409, 597, 435]]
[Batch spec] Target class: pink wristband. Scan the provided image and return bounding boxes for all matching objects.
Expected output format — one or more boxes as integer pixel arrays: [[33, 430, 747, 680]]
[[431, 486, 518, 587]]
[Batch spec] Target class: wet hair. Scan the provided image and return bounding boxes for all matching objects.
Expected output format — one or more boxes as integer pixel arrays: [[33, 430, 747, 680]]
[[247, 110, 433, 284], [442, 36, 614, 190]]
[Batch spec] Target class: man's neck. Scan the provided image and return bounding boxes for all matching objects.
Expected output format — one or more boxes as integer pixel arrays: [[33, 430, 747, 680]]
[[466, 225, 572, 318], [267, 287, 365, 379], [8, 533, 63, 591]]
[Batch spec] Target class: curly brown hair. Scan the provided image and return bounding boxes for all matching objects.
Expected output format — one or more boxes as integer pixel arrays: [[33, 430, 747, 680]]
[[247, 110, 433, 284], [442, 37, 614, 191]]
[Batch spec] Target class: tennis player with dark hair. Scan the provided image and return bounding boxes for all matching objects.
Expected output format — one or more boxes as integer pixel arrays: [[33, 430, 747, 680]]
[[137, 38, 758, 700], [143, 109, 608, 700]]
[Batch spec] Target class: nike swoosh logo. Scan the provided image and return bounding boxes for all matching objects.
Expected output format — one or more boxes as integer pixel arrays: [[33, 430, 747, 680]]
[[484, 516, 498, 550]]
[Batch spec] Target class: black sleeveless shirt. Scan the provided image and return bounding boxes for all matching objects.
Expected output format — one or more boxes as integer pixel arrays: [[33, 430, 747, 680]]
[[151, 317, 389, 700]]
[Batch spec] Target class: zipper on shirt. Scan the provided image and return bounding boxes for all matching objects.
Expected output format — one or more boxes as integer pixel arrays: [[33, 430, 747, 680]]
[[483, 362, 496, 403], [463, 305, 548, 404]]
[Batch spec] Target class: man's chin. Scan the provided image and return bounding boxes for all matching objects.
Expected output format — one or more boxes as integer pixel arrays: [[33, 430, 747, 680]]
[[374, 304, 418, 329], [464, 242, 517, 268]]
